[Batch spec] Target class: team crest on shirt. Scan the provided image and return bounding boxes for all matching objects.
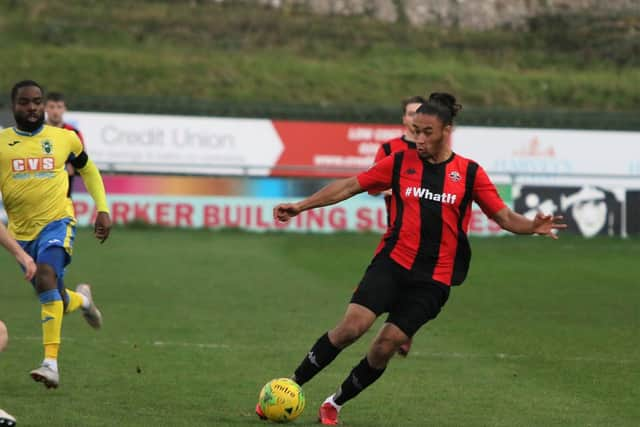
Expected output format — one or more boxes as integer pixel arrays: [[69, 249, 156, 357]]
[[449, 171, 461, 182], [41, 140, 53, 154]]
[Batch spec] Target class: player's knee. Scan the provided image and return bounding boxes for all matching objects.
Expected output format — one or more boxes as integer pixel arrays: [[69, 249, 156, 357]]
[[370, 336, 400, 362], [332, 321, 369, 347], [34, 264, 57, 293]]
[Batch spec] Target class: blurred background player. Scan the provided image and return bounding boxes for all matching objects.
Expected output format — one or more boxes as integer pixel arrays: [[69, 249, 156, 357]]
[[267, 93, 566, 425], [0, 80, 112, 389], [372, 94, 426, 357], [45, 92, 84, 198]]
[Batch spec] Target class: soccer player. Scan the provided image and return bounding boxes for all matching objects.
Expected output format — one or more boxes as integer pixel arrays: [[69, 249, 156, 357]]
[[264, 93, 566, 425], [45, 92, 84, 198], [0, 80, 112, 389], [372, 94, 426, 357]]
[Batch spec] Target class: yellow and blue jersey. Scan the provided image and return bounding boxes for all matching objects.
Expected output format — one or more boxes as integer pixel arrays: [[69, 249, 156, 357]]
[[0, 125, 83, 240]]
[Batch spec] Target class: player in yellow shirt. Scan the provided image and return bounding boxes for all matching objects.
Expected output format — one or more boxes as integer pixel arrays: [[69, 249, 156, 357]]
[[0, 80, 112, 389]]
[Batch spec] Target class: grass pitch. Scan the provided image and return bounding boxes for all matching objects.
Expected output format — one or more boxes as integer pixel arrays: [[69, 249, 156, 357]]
[[0, 229, 638, 426]]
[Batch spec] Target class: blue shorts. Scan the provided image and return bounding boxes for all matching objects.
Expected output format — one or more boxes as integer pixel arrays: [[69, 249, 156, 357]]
[[18, 218, 76, 293]]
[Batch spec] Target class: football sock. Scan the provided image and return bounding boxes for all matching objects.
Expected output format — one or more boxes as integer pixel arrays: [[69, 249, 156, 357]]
[[293, 333, 341, 386], [64, 289, 86, 313], [333, 356, 386, 406], [40, 289, 63, 362]]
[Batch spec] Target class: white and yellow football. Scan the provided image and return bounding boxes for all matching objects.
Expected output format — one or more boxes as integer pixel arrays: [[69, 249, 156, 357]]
[[258, 378, 305, 422]]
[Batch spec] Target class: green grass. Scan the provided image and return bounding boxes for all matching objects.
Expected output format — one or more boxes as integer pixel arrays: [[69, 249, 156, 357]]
[[0, 0, 638, 112], [0, 229, 638, 426]]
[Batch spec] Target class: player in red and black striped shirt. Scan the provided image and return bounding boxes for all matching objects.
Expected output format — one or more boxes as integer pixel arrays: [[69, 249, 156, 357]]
[[45, 92, 85, 198], [264, 93, 566, 426], [372, 95, 426, 357]]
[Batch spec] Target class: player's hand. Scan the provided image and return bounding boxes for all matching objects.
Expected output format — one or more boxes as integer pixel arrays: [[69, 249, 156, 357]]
[[532, 212, 567, 239], [94, 211, 112, 243], [17, 253, 36, 281], [274, 203, 302, 222]]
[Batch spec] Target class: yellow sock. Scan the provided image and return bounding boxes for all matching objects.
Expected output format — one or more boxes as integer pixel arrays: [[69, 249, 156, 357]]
[[64, 289, 84, 313], [45, 343, 60, 359], [40, 290, 64, 359]]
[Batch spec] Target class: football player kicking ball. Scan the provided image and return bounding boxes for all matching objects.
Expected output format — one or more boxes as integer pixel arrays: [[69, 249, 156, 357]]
[[371, 94, 426, 357], [260, 93, 566, 425], [0, 80, 112, 389]]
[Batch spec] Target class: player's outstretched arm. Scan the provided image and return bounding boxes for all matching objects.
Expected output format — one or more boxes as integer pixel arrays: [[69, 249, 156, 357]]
[[492, 207, 567, 239], [70, 152, 112, 243], [274, 177, 364, 222], [0, 222, 36, 280]]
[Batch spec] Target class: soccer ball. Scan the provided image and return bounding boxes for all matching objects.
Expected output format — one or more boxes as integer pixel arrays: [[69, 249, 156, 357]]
[[258, 378, 305, 422]]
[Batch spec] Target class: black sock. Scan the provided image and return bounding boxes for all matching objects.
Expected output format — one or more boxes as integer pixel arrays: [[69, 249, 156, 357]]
[[293, 333, 341, 386], [333, 357, 386, 406]]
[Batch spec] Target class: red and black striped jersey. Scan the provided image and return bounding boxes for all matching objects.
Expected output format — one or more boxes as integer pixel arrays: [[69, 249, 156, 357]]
[[373, 136, 416, 163], [357, 150, 505, 286], [373, 136, 416, 227], [62, 123, 85, 147]]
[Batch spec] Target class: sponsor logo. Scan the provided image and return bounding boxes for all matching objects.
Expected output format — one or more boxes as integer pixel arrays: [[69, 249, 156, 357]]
[[308, 351, 320, 368], [11, 157, 55, 172], [405, 168, 417, 175], [513, 136, 555, 158], [41, 316, 54, 324], [404, 186, 457, 204], [47, 239, 62, 245], [448, 170, 461, 182], [8, 140, 21, 146]]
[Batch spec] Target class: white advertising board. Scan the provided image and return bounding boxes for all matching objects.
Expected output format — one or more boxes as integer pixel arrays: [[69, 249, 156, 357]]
[[452, 126, 640, 177], [64, 112, 283, 175]]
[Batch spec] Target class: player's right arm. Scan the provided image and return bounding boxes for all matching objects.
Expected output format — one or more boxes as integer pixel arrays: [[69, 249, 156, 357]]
[[274, 155, 395, 222], [0, 222, 36, 280], [274, 177, 364, 222], [369, 143, 392, 197]]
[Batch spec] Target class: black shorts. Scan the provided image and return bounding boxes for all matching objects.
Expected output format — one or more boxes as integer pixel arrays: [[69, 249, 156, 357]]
[[350, 253, 450, 338]]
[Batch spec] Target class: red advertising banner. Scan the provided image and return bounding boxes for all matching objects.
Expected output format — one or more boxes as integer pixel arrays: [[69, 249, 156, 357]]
[[271, 121, 403, 177]]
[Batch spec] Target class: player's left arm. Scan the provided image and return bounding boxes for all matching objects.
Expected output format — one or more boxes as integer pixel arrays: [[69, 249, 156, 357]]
[[473, 166, 566, 239], [69, 150, 112, 243], [492, 208, 566, 239]]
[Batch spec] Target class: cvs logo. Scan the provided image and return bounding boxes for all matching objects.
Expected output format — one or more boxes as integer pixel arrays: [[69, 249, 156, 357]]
[[12, 157, 55, 172]]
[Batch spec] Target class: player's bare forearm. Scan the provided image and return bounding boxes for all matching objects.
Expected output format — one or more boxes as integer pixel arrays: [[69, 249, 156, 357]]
[[0, 222, 36, 280], [492, 207, 566, 239], [274, 177, 364, 222], [297, 177, 364, 212]]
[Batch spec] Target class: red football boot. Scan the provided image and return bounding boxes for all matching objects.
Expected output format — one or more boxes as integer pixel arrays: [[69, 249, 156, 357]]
[[255, 403, 267, 420], [318, 402, 339, 425]]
